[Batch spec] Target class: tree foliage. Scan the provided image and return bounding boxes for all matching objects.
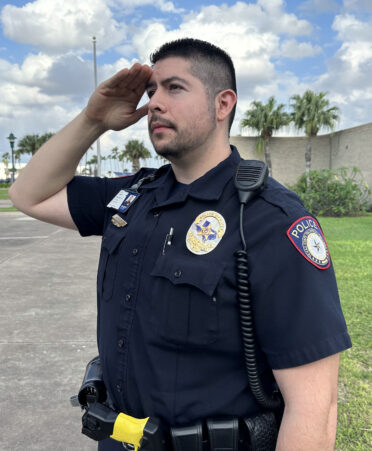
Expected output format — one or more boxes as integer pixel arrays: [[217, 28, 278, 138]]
[[289, 167, 370, 216], [1, 152, 10, 177], [17, 132, 54, 156], [119, 139, 151, 172], [87, 154, 98, 176], [240, 96, 290, 177], [290, 91, 339, 187]]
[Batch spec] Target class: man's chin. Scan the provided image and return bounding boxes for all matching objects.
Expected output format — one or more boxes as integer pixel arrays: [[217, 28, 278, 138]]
[[154, 145, 182, 161]]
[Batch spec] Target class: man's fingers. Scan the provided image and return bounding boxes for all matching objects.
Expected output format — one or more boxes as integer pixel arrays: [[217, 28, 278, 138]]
[[104, 68, 130, 89], [131, 103, 149, 123], [131, 67, 153, 95], [104, 64, 152, 91]]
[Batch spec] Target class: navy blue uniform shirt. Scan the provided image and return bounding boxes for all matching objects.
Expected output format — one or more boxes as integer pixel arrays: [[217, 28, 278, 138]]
[[67, 147, 351, 450]]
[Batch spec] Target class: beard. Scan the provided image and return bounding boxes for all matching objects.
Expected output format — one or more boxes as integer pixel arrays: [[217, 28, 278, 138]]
[[148, 112, 216, 161]]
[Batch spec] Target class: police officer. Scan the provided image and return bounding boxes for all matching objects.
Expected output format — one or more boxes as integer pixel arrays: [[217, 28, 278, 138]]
[[10, 38, 351, 450]]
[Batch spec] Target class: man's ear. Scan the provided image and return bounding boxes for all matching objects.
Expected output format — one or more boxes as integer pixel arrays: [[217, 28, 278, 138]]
[[215, 89, 237, 122]]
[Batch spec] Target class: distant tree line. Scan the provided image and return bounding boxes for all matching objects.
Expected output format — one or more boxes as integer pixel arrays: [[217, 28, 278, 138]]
[[85, 139, 153, 176], [1, 135, 154, 177]]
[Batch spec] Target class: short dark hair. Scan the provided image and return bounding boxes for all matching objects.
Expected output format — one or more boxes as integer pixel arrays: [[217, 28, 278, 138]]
[[150, 38, 237, 132]]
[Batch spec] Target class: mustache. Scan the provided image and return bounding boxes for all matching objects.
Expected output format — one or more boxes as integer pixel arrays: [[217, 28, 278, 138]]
[[149, 116, 176, 130]]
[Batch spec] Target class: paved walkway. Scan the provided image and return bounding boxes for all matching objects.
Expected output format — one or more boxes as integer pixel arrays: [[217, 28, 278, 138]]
[[0, 199, 12, 207], [1, 212, 100, 450]]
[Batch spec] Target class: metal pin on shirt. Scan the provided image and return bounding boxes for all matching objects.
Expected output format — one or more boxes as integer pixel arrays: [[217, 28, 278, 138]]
[[162, 227, 174, 255], [111, 214, 127, 228]]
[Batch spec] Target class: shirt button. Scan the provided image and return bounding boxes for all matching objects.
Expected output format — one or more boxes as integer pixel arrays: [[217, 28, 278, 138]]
[[174, 270, 182, 278], [153, 211, 159, 217], [118, 339, 125, 348], [125, 294, 131, 302], [116, 384, 122, 392], [132, 248, 138, 255]]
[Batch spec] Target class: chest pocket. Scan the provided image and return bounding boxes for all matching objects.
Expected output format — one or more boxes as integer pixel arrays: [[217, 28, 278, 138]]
[[98, 225, 128, 302], [150, 253, 225, 347]]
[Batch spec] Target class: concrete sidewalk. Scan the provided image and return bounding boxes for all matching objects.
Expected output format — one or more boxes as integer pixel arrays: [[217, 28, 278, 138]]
[[1, 212, 100, 450], [0, 199, 12, 207]]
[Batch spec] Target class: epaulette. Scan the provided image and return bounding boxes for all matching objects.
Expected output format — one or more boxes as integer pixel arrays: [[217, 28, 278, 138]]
[[259, 178, 308, 219]]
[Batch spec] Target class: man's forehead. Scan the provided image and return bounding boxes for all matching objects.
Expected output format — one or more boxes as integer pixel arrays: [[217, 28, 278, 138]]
[[148, 57, 194, 84]]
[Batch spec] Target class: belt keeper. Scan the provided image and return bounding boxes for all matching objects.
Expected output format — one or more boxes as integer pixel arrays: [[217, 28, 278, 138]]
[[170, 421, 203, 451], [206, 418, 239, 450]]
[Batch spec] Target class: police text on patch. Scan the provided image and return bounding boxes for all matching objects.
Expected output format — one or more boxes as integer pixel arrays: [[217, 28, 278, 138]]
[[286, 216, 330, 270]]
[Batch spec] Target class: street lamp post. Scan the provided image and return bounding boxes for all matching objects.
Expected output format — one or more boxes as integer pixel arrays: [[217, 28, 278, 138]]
[[92, 36, 102, 177], [6, 133, 17, 184]]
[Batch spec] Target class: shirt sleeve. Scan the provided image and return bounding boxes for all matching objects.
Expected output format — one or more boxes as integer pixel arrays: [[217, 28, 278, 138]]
[[67, 176, 109, 236], [67, 171, 152, 237], [250, 212, 352, 370]]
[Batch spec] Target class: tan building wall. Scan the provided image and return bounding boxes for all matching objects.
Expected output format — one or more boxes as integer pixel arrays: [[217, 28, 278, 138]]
[[231, 122, 372, 197]]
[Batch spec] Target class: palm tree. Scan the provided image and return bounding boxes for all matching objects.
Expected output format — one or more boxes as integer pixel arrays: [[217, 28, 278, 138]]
[[109, 146, 120, 172], [119, 140, 151, 172], [240, 96, 290, 177], [155, 154, 168, 166], [87, 155, 98, 176], [290, 90, 339, 188], [2, 152, 10, 178], [37, 132, 54, 148], [17, 132, 54, 157], [14, 149, 22, 169]]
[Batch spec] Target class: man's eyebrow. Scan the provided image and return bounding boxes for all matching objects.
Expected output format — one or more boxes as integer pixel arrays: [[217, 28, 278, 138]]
[[145, 76, 191, 90]]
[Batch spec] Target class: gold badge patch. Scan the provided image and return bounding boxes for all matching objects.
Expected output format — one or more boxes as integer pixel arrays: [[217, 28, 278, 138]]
[[186, 211, 226, 255], [111, 214, 127, 228]]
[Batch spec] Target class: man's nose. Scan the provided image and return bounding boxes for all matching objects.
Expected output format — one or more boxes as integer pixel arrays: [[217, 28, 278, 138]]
[[148, 90, 166, 113]]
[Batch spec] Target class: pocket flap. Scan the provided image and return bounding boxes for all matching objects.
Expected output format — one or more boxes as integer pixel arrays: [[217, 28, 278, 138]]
[[102, 225, 127, 254], [150, 254, 225, 296]]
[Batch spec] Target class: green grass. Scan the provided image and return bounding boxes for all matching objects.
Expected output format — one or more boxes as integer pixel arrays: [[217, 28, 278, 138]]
[[0, 188, 17, 211], [0, 206, 18, 212], [0, 187, 9, 199], [320, 216, 372, 450]]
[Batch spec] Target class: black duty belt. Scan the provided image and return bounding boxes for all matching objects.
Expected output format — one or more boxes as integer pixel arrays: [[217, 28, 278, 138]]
[[72, 358, 281, 451], [119, 412, 278, 451]]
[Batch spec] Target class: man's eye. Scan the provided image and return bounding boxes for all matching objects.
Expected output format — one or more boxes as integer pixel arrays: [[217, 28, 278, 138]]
[[147, 90, 155, 98], [169, 84, 182, 91]]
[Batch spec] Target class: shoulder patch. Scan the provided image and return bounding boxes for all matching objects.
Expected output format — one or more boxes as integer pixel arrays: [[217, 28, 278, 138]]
[[286, 216, 330, 270]]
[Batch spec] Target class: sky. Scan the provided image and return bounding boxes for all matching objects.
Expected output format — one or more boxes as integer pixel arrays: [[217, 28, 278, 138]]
[[0, 0, 372, 170]]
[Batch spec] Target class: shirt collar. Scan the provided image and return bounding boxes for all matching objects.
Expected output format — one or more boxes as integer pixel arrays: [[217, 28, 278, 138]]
[[142, 146, 242, 207]]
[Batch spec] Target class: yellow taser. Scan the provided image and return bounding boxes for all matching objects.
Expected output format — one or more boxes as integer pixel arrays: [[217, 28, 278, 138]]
[[110, 412, 150, 450]]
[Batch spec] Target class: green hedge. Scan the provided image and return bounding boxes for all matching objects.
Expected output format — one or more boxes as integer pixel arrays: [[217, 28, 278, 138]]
[[0, 183, 11, 188], [289, 168, 370, 216]]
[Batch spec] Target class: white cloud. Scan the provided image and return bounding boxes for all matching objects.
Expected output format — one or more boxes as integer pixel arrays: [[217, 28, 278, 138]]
[[280, 39, 322, 59], [1, 0, 126, 54], [313, 12, 372, 128], [258, 0, 312, 34], [182, 1, 312, 36], [333, 13, 372, 41], [0, 52, 95, 99], [343, 0, 372, 12], [109, 0, 184, 14]]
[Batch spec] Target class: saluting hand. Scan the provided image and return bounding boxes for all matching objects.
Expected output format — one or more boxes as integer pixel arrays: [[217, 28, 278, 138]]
[[85, 63, 153, 132]]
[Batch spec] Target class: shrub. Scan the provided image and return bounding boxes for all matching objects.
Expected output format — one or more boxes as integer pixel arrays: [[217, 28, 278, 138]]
[[0, 183, 11, 188], [288, 167, 371, 216]]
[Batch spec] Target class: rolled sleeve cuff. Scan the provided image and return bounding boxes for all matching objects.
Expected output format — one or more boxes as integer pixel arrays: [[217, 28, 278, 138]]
[[266, 331, 352, 369]]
